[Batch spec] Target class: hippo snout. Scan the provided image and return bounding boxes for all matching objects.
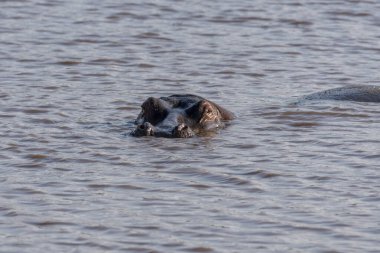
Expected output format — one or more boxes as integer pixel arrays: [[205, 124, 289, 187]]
[[133, 122, 155, 137], [172, 123, 194, 138], [132, 122, 194, 138]]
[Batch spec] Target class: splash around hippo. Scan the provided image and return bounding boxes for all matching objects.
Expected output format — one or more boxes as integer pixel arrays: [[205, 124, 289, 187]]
[[131, 94, 235, 138]]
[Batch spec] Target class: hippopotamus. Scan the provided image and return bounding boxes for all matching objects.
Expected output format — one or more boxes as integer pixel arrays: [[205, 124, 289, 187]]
[[301, 85, 380, 103], [131, 94, 235, 138]]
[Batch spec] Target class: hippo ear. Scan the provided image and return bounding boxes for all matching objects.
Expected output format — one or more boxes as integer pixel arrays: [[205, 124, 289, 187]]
[[209, 102, 235, 120]]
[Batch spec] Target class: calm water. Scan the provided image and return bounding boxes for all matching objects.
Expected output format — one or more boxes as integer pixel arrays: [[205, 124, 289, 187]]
[[1, 0, 380, 252]]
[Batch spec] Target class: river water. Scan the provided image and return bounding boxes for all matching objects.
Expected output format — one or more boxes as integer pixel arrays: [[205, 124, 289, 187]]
[[1, 0, 380, 252]]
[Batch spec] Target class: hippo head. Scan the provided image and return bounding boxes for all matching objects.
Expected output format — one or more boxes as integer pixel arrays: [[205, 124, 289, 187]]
[[132, 94, 234, 138]]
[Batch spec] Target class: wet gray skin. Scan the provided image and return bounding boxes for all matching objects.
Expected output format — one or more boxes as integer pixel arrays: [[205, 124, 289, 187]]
[[301, 85, 380, 103], [132, 94, 235, 138]]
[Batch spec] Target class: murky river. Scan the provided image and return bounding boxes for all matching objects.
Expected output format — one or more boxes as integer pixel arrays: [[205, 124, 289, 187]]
[[1, 0, 379, 252]]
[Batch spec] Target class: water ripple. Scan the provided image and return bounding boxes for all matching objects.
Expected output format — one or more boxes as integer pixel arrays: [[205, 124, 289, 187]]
[[1, 0, 380, 252]]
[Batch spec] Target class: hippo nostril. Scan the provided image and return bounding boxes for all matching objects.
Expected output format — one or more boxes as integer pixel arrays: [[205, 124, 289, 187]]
[[133, 122, 155, 136], [177, 123, 187, 131], [172, 123, 194, 138]]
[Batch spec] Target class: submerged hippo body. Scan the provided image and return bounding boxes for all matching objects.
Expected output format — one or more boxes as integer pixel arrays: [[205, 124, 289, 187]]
[[132, 94, 235, 138], [302, 85, 380, 103]]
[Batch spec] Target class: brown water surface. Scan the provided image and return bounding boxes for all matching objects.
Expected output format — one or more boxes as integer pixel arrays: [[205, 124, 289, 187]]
[[1, 0, 380, 252]]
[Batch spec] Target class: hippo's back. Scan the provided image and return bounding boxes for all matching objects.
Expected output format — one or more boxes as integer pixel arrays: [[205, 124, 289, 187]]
[[302, 85, 380, 103]]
